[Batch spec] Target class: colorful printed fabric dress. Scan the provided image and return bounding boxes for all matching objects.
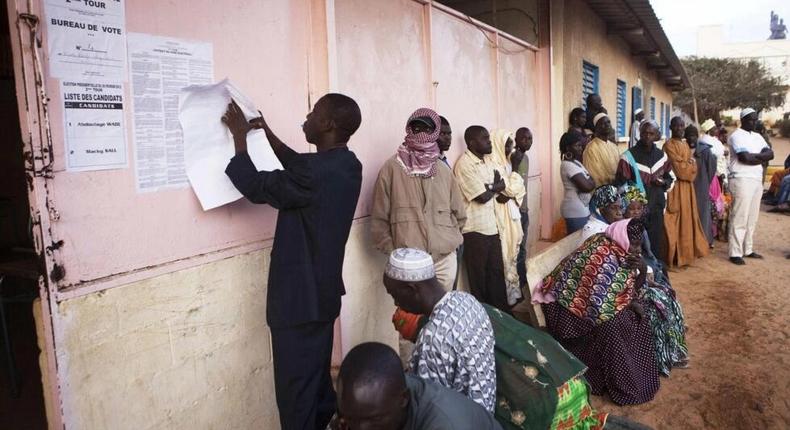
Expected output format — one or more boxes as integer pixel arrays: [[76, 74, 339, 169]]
[[536, 233, 660, 405], [640, 279, 688, 376]]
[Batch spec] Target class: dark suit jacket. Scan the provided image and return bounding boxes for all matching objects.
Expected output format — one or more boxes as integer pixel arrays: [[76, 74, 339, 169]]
[[226, 146, 362, 328]]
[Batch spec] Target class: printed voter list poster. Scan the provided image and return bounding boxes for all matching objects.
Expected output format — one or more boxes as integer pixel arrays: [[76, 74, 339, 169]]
[[127, 33, 214, 192], [61, 80, 128, 171], [44, 0, 127, 81]]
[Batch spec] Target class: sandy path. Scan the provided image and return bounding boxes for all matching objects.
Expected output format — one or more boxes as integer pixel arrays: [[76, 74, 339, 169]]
[[590, 208, 790, 429]]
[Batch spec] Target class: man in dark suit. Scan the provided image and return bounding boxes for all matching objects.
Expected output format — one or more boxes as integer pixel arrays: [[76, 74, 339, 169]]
[[223, 93, 362, 430]]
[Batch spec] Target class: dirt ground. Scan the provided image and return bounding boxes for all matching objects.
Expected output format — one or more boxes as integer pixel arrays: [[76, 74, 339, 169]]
[[590, 152, 790, 428]]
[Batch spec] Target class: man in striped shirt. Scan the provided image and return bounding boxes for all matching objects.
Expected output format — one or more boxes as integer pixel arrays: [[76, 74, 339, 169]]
[[615, 120, 674, 263]]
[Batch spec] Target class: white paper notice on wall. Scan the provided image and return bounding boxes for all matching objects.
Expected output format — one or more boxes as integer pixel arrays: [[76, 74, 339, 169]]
[[179, 79, 283, 211], [44, 0, 127, 81], [61, 80, 127, 171], [128, 33, 213, 192]]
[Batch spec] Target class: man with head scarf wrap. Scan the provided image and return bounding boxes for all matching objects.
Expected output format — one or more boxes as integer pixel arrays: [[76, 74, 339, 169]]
[[371, 108, 467, 290], [487, 129, 527, 305], [582, 113, 621, 186], [615, 119, 674, 263]]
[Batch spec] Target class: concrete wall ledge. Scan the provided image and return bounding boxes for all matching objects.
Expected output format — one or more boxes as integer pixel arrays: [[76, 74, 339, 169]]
[[524, 230, 582, 326]]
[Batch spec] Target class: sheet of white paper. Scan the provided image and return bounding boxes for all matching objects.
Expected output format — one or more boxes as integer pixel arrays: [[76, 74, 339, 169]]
[[44, 0, 127, 81], [179, 78, 283, 210], [128, 33, 213, 192]]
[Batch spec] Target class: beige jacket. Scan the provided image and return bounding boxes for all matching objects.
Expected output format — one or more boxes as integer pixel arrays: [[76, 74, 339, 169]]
[[371, 156, 466, 260]]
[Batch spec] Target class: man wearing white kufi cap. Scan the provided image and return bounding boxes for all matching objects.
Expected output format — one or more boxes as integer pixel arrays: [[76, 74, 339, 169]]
[[726, 108, 774, 265], [582, 112, 620, 186], [699, 118, 728, 181], [629, 108, 645, 149], [383, 248, 497, 413]]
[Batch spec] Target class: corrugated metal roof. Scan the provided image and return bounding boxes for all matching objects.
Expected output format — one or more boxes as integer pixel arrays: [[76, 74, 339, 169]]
[[584, 0, 691, 91]]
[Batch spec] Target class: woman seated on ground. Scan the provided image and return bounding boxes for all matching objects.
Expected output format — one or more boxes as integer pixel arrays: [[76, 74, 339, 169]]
[[623, 186, 690, 375], [580, 185, 624, 242], [560, 132, 595, 234], [532, 218, 660, 405]]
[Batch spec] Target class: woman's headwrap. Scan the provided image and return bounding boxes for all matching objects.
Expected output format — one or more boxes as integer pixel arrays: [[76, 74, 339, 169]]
[[621, 184, 648, 219], [700, 119, 716, 134], [589, 185, 619, 220], [622, 184, 648, 205], [488, 128, 515, 168], [396, 108, 441, 177], [605, 218, 631, 251]]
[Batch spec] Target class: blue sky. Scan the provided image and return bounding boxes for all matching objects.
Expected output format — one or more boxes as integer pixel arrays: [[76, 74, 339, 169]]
[[651, 0, 790, 57]]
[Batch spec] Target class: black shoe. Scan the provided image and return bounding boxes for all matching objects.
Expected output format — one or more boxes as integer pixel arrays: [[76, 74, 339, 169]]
[[729, 257, 746, 265], [745, 253, 764, 259]]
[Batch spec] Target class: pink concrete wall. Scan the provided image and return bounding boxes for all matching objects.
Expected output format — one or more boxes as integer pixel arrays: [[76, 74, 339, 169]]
[[336, 0, 542, 198], [44, 0, 314, 286], [40, 0, 546, 290]]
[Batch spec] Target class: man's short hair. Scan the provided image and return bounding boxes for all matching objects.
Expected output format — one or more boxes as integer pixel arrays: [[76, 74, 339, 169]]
[[321, 93, 362, 142], [559, 131, 581, 154], [569, 107, 585, 124], [339, 342, 404, 392], [670, 116, 684, 127], [439, 115, 450, 126], [586, 93, 600, 104], [464, 125, 487, 143], [516, 127, 531, 136]]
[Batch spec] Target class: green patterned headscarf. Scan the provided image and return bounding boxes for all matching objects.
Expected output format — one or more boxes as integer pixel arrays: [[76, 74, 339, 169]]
[[622, 184, 647, 205], [621, 184, 648, 217]]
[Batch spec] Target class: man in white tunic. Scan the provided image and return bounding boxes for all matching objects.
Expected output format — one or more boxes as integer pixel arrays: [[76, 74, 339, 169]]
[[727, 108, 774, 265]]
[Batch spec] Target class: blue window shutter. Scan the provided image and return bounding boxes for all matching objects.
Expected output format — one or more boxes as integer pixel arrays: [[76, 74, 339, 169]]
[[616, 80, 626, 138], [582, 61, 599, 108], [650, 97, 656, 120], [631, 87, 642, 112]]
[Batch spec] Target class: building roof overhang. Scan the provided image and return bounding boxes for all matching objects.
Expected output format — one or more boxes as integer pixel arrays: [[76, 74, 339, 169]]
[[585, 0, 691, 91]]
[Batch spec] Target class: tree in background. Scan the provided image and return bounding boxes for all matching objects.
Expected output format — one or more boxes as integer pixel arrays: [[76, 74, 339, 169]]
[[674, 57, 787, 123]]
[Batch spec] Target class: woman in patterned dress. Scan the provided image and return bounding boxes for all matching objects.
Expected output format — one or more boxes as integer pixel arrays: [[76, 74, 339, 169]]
[[622, 187, 689, 375], [532, 218, 660, 405]]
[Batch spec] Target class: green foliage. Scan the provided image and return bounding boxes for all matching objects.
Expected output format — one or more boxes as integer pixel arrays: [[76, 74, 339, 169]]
[[674, 57, 788, 122]]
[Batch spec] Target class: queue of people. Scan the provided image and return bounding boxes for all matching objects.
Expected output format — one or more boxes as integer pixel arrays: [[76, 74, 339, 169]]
[[220, 91, 774, 430]]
